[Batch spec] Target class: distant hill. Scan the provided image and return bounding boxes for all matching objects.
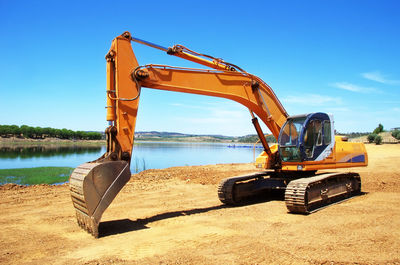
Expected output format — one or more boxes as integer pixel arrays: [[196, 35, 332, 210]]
[[134, 131, 276, 143]]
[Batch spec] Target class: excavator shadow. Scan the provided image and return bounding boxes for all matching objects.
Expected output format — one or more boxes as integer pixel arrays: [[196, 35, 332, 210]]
[[98, 204, 227, 237], [234, 190, 286, 206], [98, 194, 282, 238]]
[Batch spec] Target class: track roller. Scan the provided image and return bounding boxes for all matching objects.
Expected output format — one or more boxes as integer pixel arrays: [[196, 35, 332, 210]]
[[285, 172, 361, 214]]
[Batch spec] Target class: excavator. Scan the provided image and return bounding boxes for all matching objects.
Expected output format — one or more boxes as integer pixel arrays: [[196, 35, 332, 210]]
[[69, 31, 368, 237]]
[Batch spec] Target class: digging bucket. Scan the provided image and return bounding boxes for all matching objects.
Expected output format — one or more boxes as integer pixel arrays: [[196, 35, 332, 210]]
[[69, 160, 131, 237]]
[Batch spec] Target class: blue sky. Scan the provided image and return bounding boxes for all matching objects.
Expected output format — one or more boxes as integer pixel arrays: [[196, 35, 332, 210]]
[[1, 0, 399, 136]]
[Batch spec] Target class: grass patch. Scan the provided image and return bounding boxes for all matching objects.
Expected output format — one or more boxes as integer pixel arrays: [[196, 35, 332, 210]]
[[0, 167, 74, 185]]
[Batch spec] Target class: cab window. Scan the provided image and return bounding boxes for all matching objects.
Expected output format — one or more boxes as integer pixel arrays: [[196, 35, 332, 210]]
[[323, 120, 331, 145], [303, 120, 322, 158], [279, 117, 306, 162], [280, 118, 304, 147]]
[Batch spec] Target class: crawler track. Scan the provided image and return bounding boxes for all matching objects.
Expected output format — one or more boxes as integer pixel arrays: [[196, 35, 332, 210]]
[[218, 172, 280, 205], [285, 172, 361, 214], [218, 174, 261, 204], [219, 171, 361, 214]]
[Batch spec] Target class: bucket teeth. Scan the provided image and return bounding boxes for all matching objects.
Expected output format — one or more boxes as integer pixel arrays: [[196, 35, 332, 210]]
[[74, 209, 99, 237]]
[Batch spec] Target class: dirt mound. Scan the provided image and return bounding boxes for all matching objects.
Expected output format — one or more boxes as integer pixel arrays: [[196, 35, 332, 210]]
[[132, 163, 257, 185]]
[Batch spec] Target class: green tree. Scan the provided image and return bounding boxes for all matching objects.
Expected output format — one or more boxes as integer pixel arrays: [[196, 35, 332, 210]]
[[20, 125, 28, 138], [0, 125, 20, 137], [34, 127, 44, 139], [10, 125, 20, 137], [75, 131, 85, 140], [27, 126, 35, 138], [49, 128, 57, 138], [373, 123, 384, 134], [42, 127, 52, 137], [54, 129, 62, 138], [0, 125, 6, 136], [86, 132, 102, 140]]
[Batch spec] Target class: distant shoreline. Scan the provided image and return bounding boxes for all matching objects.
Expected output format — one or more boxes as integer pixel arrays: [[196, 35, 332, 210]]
[[0, 137, 105, 146], [0, 136, 267, 146]]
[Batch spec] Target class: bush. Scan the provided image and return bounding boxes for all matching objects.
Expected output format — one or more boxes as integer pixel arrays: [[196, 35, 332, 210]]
[[374, 135, 383, 145], [392, 130, 400, 140], [367, 133, 377, 143]]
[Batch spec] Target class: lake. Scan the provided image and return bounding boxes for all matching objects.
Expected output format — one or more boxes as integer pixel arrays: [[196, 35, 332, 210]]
[[0, 142, 262, 173]]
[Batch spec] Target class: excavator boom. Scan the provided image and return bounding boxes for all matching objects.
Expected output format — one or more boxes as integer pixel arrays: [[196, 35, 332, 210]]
[[69, 32, 367, 237]]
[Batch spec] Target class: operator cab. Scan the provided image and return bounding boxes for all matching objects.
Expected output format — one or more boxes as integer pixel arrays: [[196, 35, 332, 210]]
[[278, 112, 335, 162]]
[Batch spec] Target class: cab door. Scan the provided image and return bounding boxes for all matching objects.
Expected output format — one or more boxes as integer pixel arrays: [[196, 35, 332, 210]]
[[301, 114, 333, 161]]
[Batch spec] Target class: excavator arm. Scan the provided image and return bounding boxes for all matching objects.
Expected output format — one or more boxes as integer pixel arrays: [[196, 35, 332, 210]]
[[105, 32, 288, 163], [69, 31, 289, 237]]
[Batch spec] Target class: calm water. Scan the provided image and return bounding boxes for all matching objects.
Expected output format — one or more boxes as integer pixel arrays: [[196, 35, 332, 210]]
[[0, 142, 262, 173]]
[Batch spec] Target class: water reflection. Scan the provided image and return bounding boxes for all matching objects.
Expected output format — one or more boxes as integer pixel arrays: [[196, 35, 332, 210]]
[[0, 142, 257, 172], [0, 146, 103, 159]]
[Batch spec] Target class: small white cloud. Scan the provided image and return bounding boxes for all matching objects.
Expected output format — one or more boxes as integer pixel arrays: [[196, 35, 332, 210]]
[[361, 71, 400, 85], [283, 94, 342, 106], [331, 82, 377, 93], [361, 71, 386, 83]]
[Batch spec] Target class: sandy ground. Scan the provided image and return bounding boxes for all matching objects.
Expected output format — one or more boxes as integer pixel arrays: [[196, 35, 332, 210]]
[[1, 144, 400, 264]]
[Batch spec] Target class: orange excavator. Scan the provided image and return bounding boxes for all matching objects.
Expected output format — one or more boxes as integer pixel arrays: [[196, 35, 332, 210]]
[[69, 32, 368, 237]]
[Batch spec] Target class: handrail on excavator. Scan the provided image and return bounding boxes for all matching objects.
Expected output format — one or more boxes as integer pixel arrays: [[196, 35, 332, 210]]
[[253, 134, 273, 162]]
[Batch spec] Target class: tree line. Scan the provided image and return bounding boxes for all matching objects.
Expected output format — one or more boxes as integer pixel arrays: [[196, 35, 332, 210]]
[[237, 134, 277, 143], [336, 132, 370, 138], [0, 125, 103, 140]]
